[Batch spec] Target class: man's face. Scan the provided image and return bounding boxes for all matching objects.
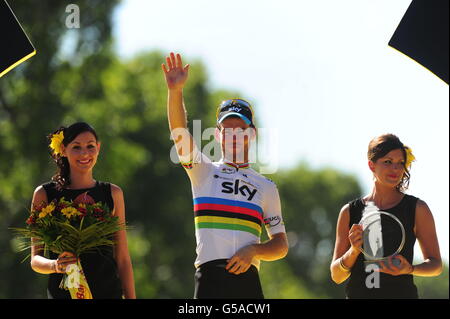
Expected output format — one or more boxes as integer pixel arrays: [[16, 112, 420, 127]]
[[218, 117, 255, 162]]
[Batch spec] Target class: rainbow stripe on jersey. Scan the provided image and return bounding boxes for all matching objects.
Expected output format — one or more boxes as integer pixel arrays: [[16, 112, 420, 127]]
[[193, 197, 263, 237]]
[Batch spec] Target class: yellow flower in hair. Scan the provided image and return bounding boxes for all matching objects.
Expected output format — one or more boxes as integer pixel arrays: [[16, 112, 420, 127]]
[[405, 146, 415, 169], [38, 203, 55, 218], [50, 131, 64, 156]]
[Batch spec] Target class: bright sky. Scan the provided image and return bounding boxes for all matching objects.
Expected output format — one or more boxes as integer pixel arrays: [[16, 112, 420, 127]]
[[113, 0, 449, 262]]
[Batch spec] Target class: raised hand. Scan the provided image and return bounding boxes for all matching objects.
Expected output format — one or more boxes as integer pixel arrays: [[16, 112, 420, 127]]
[[162, 52, 190, 91]]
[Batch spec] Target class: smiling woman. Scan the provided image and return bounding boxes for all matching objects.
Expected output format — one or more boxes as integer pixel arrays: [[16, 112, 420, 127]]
[[47, 122, 100, 190], [27, 122, 136, 299], [330, 133, 442, 299]]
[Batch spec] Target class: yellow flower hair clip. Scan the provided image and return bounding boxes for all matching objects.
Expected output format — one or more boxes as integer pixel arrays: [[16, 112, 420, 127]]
[[404, 146, 415, 169], [50, 131, 64, 156]]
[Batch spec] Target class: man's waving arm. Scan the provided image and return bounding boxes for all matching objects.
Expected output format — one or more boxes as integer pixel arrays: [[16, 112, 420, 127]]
[[162, 52, 212, 182]]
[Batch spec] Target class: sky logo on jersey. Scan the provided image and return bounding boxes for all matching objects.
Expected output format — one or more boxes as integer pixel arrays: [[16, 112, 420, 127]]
[[221, 179, 257, 201]]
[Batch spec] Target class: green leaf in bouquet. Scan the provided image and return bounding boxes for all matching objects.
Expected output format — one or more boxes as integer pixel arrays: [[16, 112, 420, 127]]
[[10, 199, 129, 262]]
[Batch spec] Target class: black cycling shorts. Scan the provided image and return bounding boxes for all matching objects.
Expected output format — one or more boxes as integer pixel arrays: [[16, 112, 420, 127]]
[[194, 259, 264, 299]]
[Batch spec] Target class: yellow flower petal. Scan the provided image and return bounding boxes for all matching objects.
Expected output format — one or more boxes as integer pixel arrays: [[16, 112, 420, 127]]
[[50, 131, 64, 155], [61, 207, 80, 219], [405, 147, 415, 169], [38, 203, 55, 218]]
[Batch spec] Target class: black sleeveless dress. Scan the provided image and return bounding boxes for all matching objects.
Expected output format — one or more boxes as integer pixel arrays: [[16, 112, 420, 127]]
[[345, 194, 419, 299], [42, 181, 123, 299]]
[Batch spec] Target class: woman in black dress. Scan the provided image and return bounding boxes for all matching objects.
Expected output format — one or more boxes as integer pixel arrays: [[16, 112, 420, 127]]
[[30, 122, 136, 299], [330, 134, 442, 298]]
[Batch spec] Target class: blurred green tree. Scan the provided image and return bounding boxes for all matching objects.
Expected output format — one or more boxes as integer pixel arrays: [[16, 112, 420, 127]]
[[415, 264, 449, 299], [268, 162, 362, 298]]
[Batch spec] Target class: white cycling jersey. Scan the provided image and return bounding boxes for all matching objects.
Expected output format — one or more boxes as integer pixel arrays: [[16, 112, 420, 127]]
[[179, 146, 286, 269]]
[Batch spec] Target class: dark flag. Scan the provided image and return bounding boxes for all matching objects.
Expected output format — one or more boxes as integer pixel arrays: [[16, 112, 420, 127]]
[[0, 0, 36, 78], [389, 0, 449, 84]]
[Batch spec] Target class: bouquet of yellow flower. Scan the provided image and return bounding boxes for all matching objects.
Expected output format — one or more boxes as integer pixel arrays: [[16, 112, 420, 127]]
[[11, 195, 125, 299]]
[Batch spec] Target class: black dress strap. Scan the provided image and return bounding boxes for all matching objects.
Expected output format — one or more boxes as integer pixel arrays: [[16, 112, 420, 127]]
[[96, 181, 115, 212], [42, 181, 58, 203], [348, 197, 365, 226]]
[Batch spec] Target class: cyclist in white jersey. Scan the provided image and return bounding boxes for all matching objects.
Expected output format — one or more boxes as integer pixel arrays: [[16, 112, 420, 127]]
[[162, 52, 288, 298]]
